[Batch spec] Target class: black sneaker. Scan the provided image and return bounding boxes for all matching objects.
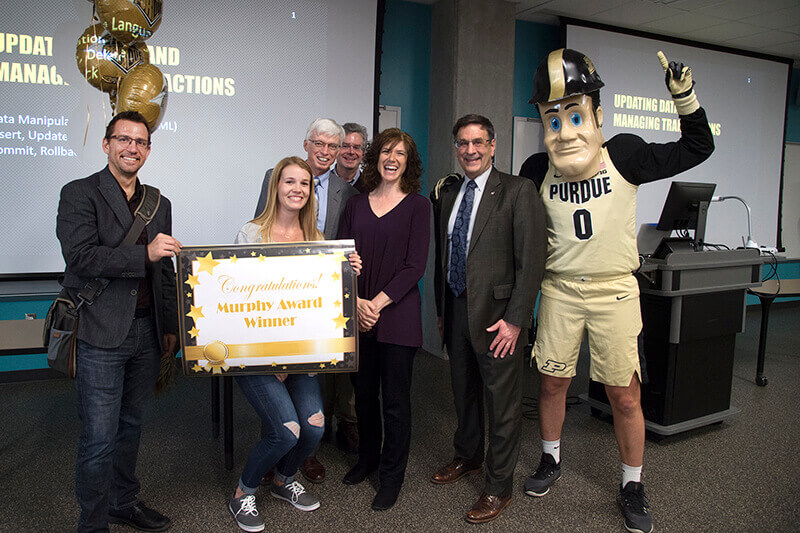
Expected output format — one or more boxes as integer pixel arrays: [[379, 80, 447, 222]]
[[523, 453, 561, 497], [617, 481, 653, 533]]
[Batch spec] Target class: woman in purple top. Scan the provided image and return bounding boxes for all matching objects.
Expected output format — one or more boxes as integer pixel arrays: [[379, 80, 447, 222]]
[[337, 128, 431, 511]]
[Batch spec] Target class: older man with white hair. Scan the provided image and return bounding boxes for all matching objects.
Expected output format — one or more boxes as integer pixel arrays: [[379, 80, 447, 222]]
[[254, 118, 356, 241]]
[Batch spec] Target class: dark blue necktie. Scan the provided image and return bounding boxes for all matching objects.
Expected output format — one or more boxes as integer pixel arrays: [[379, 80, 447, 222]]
[[449, 179, 477, 296]]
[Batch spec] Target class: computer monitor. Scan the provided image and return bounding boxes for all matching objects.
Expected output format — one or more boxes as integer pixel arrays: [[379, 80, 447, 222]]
[[655, 181, 716, 255]]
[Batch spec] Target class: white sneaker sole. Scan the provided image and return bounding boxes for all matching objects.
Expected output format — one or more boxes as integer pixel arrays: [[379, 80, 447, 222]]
[[228, 502, 265, 532], [270, 491, 320, 512], [524, 472, 560, 497], [524, 487, 551, 497]]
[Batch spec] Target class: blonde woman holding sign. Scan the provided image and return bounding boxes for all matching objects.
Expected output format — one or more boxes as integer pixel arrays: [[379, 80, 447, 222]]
[[228, 156, 361, 532]]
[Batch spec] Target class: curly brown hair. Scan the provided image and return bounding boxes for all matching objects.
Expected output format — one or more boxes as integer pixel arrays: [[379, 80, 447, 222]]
[[359, 128, 422, 194]]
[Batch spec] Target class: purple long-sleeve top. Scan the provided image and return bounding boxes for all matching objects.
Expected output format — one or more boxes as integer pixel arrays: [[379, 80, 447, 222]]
[[338, 192, 431, 347]]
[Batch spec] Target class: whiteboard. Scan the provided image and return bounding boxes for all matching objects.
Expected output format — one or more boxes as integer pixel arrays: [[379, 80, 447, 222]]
[[512, 116, 544, 175], [782, 142, 800, 259], [379, 105, 401, 132]]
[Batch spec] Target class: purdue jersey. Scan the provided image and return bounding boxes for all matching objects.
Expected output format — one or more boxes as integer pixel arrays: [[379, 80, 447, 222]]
[[521, 107, 715, 279], [539, 151, 638, 278]]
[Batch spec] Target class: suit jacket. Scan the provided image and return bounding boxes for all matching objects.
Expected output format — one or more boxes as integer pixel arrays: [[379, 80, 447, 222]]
[[254, 168, 357, 240], [431, 168, 546, 355], [332, 165, 367, 193], [56, 166, 178, 349]]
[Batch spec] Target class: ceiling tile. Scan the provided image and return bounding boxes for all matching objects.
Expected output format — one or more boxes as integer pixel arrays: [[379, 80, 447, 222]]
[[694, 0, 787, 20], [588, 1, 684, 26], [783, 24, 800, 36], [534, 0, 630, 17], [514, 0, 554, 15], [665, 0, 728, 11], [726, 30, 799, 48], [641, 11, 728, 34], [746, 5, 800, 30], [760, 39, 800, 60], [683, 20, 764, 42]]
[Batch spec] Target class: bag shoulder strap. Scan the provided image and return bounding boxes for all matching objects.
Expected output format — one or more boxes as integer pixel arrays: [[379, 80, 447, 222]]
[[78, 185, 162, 304]]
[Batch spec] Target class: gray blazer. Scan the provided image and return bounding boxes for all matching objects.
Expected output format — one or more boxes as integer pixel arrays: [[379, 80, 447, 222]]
[[431, 168, 546, 355], [254, 167, 357, 240], [56, 166, 178, 349]]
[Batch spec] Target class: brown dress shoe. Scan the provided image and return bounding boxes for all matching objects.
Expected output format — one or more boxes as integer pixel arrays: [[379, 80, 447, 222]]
[[301, 455, 326, 483], [259, 467, 275, 486], [431, 458, 482, 484], [465, 492, 512, 524]]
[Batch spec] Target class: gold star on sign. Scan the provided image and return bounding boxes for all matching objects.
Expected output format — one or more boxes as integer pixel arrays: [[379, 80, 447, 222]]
[[282, 366, 287, 370], [188, 327, 200, 338], [320, 363, 326, 369], [334, 300, 341, 307], [187, 305, 205, 321], [332, 313, 349, 329], [186, 274, 200, 289], [331, 271, 341, 282], [229, 255, 238, 263], [186, 292, 192, 298], [251, 251, 257, 256], [344, 292, 350, 299], [192, 364, 203, 372], [330, 359, 338, 366], [258, 255, 266, 262], [305, 248, 311, 253], [271, 361, 277, 367], [197, 252, 220, 275], [239, 364, 246, 369]]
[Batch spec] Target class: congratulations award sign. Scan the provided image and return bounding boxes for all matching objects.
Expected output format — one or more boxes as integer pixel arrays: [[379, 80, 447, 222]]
[[176, 240, 358, 376]]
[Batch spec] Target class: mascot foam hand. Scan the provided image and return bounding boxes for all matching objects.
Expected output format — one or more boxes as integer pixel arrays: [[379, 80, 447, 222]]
[[657, 51, 699, 116]]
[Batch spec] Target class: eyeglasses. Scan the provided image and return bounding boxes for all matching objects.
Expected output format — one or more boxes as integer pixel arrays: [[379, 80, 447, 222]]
[[341, 143, 363, 152], [309, 139, 341, 151], [455, 138, 491, 150], [110, 135, 150, 148]]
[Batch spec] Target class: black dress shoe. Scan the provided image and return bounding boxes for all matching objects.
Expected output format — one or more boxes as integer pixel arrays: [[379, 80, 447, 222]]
[[342, 461, 378, 485], [371, 485, 401, 511], [108, 502, 171, 532]]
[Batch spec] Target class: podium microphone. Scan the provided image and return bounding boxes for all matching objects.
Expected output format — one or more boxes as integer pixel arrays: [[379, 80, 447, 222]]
[[711, 195, 758, 249]]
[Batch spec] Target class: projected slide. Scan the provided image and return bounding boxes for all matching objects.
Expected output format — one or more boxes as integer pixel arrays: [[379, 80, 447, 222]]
[[0, 0, 377, 275], [567, 23, 790, 250]]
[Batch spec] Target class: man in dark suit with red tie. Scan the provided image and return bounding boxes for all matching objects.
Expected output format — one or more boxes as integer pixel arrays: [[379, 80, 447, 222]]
[[429, 114, 547, 523]]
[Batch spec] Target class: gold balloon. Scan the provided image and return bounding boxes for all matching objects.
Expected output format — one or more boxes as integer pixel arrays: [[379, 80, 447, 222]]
[[116, 63, 168, 132], [96, 0, 163, 44], [76, 23, 149, 93]]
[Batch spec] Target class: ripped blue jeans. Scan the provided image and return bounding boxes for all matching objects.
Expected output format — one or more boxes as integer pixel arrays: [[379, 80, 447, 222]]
[[235, 373, 324, 493]]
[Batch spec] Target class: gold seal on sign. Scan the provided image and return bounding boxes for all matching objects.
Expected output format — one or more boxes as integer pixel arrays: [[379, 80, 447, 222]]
[[203, 340, 229, 365]]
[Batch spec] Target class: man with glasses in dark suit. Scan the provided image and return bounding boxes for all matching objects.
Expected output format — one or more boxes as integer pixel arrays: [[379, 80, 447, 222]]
[[430, 114, 546, 523]]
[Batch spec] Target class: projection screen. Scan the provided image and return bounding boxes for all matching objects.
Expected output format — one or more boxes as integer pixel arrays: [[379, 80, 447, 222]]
[[0, 0, 378, 276]]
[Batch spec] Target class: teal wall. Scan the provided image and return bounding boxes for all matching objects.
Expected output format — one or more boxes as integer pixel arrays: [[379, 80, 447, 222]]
[[786, 68, 800, 143], [379, 0, 431, 190], [0, 297, 51, 371], [513, 20, 561, 119]]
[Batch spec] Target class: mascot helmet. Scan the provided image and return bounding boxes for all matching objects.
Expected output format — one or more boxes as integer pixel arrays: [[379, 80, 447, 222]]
[[530, 48, 604, 105]]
